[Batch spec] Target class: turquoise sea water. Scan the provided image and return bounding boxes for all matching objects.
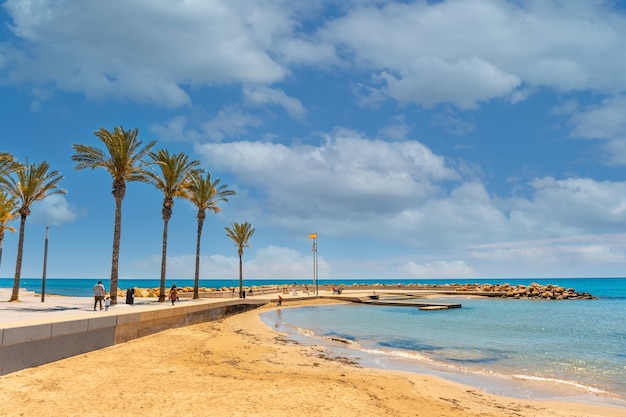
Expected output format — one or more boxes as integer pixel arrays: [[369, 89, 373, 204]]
[[2, 277, 625, 407], [258, 278, 626, 408]]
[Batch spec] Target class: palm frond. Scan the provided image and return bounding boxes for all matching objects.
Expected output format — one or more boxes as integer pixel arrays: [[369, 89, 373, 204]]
[[3, 158, 66, 212], [147, 148, 201, 199], [185, 171, 236, 213], [72, 126, 157, 182], [225, 222, 255, 251]]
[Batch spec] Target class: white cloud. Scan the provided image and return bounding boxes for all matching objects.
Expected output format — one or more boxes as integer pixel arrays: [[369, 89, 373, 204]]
[[378, 114, 411, 140], [150, 116, 200, 143], [196, 127, 626, 258], [201, 106, 263, 141], [275, 37, 339, 67], [2, 0, 290, 106], [319, 0, 626, 107], [399, 260, 478, 279], [4, 0, 626, 111], [378, 57, 520, 109], [30, 194, 78, 227], [151, 107, 266, 143], [468, 233, 626, 277], [130, 245, 320, 280], [195, 128, 459, 224], [570, 96, 626, 140], [243, 85, 306, 119], [513, 177, 626, 235], [569, 95, 626, 164]]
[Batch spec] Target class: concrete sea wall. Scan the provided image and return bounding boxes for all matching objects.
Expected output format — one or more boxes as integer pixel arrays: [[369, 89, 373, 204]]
[[0, 299, 265, 375]]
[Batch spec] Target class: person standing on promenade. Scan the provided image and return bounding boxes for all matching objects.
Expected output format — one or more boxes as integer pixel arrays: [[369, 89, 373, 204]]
[[169, 284, 178, 306], [93, 281, 105, 311]]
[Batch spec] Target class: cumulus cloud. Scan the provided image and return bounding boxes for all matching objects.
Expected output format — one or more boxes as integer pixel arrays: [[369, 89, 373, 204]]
[[150, 106, 268, 144], [378, 114, 411, 141], [200, 107, 263, 142], [150, 116, 200, 143], [508, 177, 626, 235], [243, 85, 306, 119], [5, 0, 626, 279], [569, 95, 626, 164], [378, 57, 520, 109], [399, 260, 478, 279], [194, 124, 626, 257], [319, 0, 626, 107], [468, 233, 626, 278], [29, 194, 78, 226], [195, 128, 458, 223], [4, 0, 625, 110], [570, 96, 626, 140], [2, 0, 290, 106]]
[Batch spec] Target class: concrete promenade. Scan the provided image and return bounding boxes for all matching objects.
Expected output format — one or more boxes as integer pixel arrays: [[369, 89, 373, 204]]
[[0, 288, 294, 375], [0, 286, 446, 375], [0, 289, 258, 326]]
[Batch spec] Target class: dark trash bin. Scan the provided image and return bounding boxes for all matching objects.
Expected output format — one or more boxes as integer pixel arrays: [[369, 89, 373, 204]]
[[242, 290, 246, 298], [126, 288, 135, 305]]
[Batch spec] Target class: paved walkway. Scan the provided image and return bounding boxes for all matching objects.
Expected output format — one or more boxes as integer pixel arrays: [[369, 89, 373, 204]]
[[0, 288, 324, 328]]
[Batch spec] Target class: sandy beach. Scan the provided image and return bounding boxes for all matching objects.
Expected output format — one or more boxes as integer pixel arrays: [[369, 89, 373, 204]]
[[0, 297, 623, 417]]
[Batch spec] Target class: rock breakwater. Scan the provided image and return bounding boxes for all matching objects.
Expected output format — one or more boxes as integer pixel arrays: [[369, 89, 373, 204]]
[[453, 282, 596, 299]]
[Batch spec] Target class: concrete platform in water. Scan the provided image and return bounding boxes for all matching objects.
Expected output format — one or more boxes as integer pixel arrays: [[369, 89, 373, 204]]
[[359, 297, 461, 310], [332, 293, 462, 310]]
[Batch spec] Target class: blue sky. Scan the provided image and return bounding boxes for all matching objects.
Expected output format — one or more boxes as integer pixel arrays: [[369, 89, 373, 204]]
[[2, 0, 626, 281]]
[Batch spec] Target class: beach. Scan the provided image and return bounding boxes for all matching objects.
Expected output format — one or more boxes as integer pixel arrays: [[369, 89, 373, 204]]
[[0, 297, 622, 417]]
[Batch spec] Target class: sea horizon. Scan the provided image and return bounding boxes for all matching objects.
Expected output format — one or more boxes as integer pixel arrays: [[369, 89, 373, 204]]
[[2, 276, 625, 298]]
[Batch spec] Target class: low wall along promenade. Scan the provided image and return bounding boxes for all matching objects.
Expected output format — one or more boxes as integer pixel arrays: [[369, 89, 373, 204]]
[[0, 298, 265, 376]]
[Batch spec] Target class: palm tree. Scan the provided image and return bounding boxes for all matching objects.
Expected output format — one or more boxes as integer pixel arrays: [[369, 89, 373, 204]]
[[0, 192, 18, 270], [3, 159, 65, 301], [146, 149, 201, 302], [224, 222, 255, 298], [0, 152, 17, 177], [185, 171, 236, 299], [0, 153, 19, 270], [72, 126, 156, 304]]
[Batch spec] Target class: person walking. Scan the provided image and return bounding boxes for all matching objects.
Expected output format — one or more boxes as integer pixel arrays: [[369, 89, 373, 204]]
[[169, 284, 178, 306], [93, 281, 105, 311]]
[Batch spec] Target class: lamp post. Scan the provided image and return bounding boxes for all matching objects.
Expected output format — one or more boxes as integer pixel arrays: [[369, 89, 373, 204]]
[[309, 233, 318, 296], [41, 226, 49, 302]]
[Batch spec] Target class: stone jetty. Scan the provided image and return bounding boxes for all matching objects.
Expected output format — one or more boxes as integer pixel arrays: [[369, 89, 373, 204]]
[[469, 282, 596, 299], [116, 282, 596, 300], [423, 282, 596, 299]]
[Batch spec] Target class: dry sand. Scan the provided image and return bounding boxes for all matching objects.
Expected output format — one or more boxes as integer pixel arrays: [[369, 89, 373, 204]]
[[0, 298, 623, 417]]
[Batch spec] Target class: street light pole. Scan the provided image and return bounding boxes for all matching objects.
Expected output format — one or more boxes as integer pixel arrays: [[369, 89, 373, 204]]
[[309, 233, 318, 296], [41, 226, 49, 302], [314, 238, 318, 296]]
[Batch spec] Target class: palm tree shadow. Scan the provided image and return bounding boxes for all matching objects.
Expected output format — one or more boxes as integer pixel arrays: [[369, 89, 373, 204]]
[[9, 306, 83, 312]]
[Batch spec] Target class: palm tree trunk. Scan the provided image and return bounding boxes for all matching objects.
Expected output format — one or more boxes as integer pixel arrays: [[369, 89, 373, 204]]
[[193, 212, 205, 299], [239, 252, 243, 298], [158, 206, 171, 302], [0, 228, 4, 270], [110, 194, 123, 305], [9, 215, 26, 302]]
